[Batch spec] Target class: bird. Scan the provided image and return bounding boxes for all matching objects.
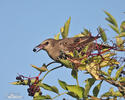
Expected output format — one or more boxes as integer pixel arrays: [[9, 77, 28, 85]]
[[33, 35, 114, 64]]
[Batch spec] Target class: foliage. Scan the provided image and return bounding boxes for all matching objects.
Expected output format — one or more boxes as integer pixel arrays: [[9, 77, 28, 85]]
[[11, 11, 125, 100]]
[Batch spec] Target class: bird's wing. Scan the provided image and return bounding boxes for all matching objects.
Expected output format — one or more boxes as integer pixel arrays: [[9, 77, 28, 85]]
[[58, 36, 99, 52]]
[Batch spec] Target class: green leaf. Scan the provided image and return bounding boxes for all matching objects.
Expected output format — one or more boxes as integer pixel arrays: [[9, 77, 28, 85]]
[[108, 24, 119, 34], [116, 37, 124, 48], [108, 66, 116, 76], [84, 78, 96, 97], [93, 81, 103, 97], [34, 92, 41, 97], [58, 80, 67, 90], [39, 83, 59, 94], [33, 95, 51, 100], [99, 71, 110, 77], [100, 58, 119, 68], [101, 88, 123, 97], [119, 77, 125, 82], [113, 65, 124, 81], [59, 59, 73, 69], [31, 64, 48, 72], [66, 85, 84, 99], [101, 92, 111, 97], [104, 11, 118, 27], [98, 27, 107, 42], [74, 33, 85, 37], [120, 21, 125, 32], [54, 32, 60, 40], [105, 17, 113, 25], [61, 17, 71, 39], [67, 92, 79, 99], [118, 32, 125, 37], [71, 69, 78, 79], [82, 28, 91, 36], [73, 50, 79, 58]]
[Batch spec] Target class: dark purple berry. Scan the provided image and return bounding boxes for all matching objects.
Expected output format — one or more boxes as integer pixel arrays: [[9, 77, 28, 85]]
[[27, 88, 31, 93], [116, 65, 119, 69], [21, 79, 24, 82], [39, 91, 42, 95], [119, 74, 122, 77], [16, 76, 22, 80]]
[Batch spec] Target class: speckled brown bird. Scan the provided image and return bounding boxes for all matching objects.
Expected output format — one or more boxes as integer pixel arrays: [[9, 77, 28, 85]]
[[33, 35, 112, 62]]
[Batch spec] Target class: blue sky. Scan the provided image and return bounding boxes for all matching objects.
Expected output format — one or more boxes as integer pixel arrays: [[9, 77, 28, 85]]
[[0, 0, 125, 100]]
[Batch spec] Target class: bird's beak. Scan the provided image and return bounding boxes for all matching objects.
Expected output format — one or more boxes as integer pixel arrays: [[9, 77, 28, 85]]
[[33, 44, 44, 52]]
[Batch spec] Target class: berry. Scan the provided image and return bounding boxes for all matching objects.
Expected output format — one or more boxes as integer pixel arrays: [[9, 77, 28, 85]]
[[16, 76, 22, 80]]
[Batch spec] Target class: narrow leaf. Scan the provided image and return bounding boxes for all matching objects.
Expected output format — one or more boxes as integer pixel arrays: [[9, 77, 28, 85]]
[[113, 65, 124, 80], [54, 32, 60, 40], [84, 78, 96, 97], [100, 71, 110, 77], [59, 59, 74, 69], [67, 92, 79, 99], [119, 77, 125, 82], [101, 88, 123, 97], [31, 64, 48, 72], [108, 24, 119, 34], [108, 66, 116, 76], [98, 27, 107, 42], [116, 37, 124, 48], [71, 69, 78, 79], [39, 83, 59, 94], [66, 85, 84, 98], [120, 21, 125, 32], [74, 33, 85, 37], [73, 50, 79, 58], [118, 32, 125, 37], [93, 81, 103, 97], [104, 11, 118, 27], [61, 17, 71, 39], [105, 17, 113, 25], [82, 28, 91, 36], [58, 80, 67, 90]]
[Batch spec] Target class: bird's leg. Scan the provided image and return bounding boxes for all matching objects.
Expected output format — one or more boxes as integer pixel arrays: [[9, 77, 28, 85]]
[[46, 61, 58, 66]]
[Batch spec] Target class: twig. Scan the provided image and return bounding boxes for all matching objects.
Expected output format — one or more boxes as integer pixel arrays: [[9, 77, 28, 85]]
[[39, 64, 63, 82], [51, 92, 68, 100], [99, 75, 125, 96]]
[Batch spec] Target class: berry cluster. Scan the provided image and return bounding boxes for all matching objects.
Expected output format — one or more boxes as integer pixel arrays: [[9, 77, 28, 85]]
[[27, 78, 42, 96], [16, 75, 42, 97]]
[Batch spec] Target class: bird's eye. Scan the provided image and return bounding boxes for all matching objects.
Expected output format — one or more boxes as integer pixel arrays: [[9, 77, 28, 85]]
[[45, 41, 49, 45]]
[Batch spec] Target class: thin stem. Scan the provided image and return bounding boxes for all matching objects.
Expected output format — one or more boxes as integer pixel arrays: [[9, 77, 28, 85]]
[[76, 72, 79, 86], [46, 61, 58, 67], [51, 92, 68, 100], [99, 75, 125, 96], [39, 64, 63, 82]]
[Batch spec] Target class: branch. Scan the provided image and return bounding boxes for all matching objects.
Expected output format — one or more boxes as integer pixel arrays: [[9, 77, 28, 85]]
[[99, 75, 125, 96], [39, 64, 63, 82]]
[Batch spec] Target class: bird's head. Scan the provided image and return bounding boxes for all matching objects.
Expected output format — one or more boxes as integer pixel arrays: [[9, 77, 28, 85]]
[[33, 39, 55, 52]]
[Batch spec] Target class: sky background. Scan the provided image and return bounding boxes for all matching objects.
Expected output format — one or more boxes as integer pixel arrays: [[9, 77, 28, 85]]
[[0, 0, 125, 100]]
